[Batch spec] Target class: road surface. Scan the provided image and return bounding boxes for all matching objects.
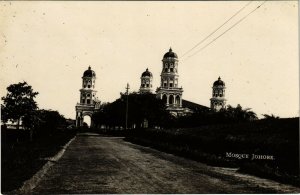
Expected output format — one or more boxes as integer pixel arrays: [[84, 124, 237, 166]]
[[29, 133, 299, 194]]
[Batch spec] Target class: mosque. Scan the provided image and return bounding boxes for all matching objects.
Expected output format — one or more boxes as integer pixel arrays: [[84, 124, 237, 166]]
[[75, 48, 226, 127], [139, 48, 226, 115]]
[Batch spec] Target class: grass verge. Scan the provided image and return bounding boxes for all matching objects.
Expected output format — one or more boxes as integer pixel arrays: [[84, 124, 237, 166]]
[[1, 128, 76, 192]]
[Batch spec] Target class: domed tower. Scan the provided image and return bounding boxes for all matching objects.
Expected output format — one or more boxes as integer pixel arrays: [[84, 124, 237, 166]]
[[156, 48, 183, 115], [75, 66, 100, 127], [210, 76, 226, 111], [139, 68, 153, 93]]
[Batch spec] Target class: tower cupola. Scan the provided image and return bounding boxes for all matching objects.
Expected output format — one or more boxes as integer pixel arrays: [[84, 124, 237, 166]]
[[210, 76, 226, 111], [139, 68, 153, 93], [163, 47, 178, 59], [83, 66, 96, 77]]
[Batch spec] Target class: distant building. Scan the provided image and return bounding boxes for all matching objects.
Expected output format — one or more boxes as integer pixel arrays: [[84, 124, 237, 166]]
[[182, 99, 210, 113], [139, 68, 153, 93], [75, 66, 101, 127], [156, 48, 184, 115], [210, 77, 226, 111]]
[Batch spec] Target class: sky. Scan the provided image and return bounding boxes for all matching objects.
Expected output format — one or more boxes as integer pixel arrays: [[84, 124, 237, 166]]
[[0, 1, 298, 119]]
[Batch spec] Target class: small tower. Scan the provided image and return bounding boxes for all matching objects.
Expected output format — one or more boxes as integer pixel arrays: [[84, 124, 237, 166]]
[[210, 76, 226, 111], [139, 68, 153, 93], [156, 47, 183, 115], [75, 66, 100, 127]]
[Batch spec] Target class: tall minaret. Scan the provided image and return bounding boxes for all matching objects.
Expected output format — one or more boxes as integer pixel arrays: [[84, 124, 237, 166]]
[[75, 66, 99, 127], [156, 48, 183, 113], [210, 76, 226, 111], [139, 68, 153, 93], [80, 66, 97, 105]]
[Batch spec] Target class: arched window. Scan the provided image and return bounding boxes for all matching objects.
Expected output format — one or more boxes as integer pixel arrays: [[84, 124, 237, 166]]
[[162, 94, 167, 104], [169, 80, 173, 87], [175, 95, 180, 105], [169, 95, 174, 104]]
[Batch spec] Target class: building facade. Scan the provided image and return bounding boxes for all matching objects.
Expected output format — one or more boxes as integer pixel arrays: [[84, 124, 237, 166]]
[[139, 68, 153, 93], [156, 48, 184, 115], [75, 66, 101, 127], [210, 77, 226, 111]]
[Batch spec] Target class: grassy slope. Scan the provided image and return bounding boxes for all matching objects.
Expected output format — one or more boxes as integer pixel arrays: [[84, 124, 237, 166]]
[[125, 118, 299, 187]]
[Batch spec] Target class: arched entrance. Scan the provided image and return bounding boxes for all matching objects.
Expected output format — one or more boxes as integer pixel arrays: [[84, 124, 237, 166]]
[[83, 115, 91, 127], [82, 112, 93, 128], [76, 111, 94, 128]]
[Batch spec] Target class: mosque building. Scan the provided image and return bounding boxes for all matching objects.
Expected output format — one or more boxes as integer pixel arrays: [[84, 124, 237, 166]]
[[136, 47, 226, 116], [75, 48, 227, 127]]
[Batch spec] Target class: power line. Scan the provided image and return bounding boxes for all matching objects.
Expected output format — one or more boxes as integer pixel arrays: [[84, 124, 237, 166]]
[[184, 1, 267, 60], [181, 1, 253, 58]]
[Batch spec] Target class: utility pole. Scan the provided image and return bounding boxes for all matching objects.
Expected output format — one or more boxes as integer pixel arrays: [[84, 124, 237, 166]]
[[125, 83, 130, 130]]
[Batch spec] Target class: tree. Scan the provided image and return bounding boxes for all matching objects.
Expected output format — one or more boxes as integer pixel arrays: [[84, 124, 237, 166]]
[[1, 82, 39, 129], [262, 114, 280, 120], [92, 93, 171, 129], [36, 110, 66, 133], [224, 104, 257, 122]]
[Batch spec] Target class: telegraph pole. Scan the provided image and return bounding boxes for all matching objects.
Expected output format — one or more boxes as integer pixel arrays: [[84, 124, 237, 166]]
[[125, 83, 130, 130]]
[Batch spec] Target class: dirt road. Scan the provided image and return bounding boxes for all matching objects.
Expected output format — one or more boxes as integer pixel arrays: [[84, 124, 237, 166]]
[[29, 133, 299, 194]]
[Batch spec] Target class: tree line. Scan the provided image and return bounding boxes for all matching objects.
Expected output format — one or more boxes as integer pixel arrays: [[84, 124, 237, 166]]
[[92, 92, 261, 130], [1, 81, 273, 133], [1, 82, 70, 139]]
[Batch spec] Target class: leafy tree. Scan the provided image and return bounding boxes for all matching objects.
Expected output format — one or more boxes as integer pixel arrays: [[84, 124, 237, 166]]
[[262, 114, 280, 120], [224, 104, 257, 122], [1, 82, 39, 129], [35, 109, 67, 135]]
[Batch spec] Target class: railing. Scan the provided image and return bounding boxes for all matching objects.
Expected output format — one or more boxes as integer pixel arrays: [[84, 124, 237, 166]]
[[76, 103, 95, 107]]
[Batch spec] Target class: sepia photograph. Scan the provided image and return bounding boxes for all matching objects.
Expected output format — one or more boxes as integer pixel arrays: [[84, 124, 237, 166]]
[[0, 1, 299, 194]]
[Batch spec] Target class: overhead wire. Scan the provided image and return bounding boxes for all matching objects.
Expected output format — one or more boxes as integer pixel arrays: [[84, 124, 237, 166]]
[[183, 1, 267, 61], [181, 1, 253, 58]]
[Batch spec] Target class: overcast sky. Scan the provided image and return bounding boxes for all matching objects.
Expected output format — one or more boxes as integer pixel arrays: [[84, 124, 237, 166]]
[[0, 1, 298, 119]]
